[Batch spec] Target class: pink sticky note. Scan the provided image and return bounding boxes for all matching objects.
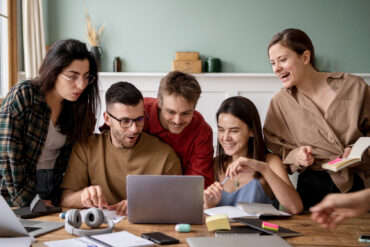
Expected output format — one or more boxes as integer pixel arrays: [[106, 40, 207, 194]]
[[328, 157, 342, 165], [262, 221, 279, 231]]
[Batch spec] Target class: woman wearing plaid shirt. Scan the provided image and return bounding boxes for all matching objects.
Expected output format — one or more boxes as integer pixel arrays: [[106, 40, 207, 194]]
[[0, 39, 100, 207]]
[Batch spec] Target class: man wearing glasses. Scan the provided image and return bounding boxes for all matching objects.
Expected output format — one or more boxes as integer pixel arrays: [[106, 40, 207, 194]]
[[59, 82, 181, 215], [100, 72, 214, 187]]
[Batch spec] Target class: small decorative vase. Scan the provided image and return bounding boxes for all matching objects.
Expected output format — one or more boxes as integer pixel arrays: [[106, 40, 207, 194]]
[[90, 46, 102, 71], [205, 58, 221, 72]]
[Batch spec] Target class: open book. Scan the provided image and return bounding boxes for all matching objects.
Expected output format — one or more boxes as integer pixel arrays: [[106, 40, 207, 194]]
[[204, 202, 291, 220], [322, 137, 370, 172]]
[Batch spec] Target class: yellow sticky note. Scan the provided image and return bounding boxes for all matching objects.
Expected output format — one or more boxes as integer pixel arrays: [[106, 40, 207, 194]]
[[205, 214, 231, 231]]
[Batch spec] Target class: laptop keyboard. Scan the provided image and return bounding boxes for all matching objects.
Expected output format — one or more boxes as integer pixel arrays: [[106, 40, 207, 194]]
[[25, 226, 41, 232]]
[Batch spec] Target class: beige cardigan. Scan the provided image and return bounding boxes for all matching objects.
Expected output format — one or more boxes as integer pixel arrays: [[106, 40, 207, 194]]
[[263, 72, 370, 192]]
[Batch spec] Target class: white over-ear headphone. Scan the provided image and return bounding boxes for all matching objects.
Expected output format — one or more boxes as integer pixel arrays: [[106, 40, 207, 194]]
[[64, 208, 114, 236]]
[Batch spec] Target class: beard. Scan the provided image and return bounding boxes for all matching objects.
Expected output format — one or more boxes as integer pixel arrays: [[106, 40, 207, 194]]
[[111, 128, 141, 149]]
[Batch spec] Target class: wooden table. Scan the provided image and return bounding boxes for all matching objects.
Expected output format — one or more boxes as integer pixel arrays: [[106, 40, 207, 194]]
[[33, 212, 370, 247]]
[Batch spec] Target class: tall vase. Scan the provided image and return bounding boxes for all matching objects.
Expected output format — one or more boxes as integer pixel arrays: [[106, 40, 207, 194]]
[[90, 46, 102, 71]]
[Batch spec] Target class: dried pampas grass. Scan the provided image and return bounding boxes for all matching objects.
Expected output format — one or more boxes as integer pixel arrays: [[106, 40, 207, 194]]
[[84, 7, 106, 47]]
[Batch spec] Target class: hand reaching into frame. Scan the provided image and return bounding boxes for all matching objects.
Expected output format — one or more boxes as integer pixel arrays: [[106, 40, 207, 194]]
[[310, 189, 370, 229]]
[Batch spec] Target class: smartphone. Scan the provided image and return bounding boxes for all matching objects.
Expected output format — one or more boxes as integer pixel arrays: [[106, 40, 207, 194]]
[[358, 235, 370, 243], [141, 232, 179, 245]]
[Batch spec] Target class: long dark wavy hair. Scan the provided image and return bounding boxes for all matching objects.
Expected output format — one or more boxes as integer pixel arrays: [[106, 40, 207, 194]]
[[32, 39, 100, 143], [215, 96, 268, 180]]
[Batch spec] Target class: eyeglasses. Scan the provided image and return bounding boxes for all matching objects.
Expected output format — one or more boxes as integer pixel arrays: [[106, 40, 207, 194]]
[[60, 74, 96, 85], [107, 111, 148, 128]]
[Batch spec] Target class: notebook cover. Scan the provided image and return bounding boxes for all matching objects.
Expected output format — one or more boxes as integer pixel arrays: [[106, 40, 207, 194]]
[[13, 207, 62, 219], [234, 218, 302, 238], [215, 225, 266, 236]]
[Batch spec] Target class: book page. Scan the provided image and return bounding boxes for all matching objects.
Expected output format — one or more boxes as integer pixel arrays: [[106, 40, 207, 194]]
[[237, 202, 284, 216], [204, 206, 257, 218], [348, 137, 370, 159], [45, 231, 154, 247], [92, 231, 154, 246]]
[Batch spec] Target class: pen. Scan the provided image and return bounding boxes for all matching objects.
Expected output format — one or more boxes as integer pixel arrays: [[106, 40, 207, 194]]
[[85, 235, 113, 247], [221, 175, 230, 185], [209, 176, 231, 199]]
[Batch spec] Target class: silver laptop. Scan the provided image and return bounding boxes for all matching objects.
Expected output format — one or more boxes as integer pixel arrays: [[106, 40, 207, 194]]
[[127, 175, 204, 224], [0, 195, 64, 237], [187, 235, 292, 247]]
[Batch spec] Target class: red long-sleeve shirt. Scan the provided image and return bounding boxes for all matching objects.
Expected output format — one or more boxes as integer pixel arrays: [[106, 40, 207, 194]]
[[144, 98, 214, 187]]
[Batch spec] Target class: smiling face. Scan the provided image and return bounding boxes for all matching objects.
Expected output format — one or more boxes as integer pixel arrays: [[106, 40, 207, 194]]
[[104, 101, 145, 149], [268, 42, 310, 88], [217, 113, 253, 160], [158, 94, 195, 134]]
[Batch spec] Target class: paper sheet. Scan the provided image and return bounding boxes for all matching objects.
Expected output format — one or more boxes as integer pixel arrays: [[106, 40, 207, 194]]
[[44, 231, 154, 247], [204, 206, 257, 218], [237, 202, 282, 215]]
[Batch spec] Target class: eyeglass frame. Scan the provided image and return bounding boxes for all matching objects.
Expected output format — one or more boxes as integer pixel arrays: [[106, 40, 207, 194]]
[[60, 73, 96, 85], [106, 111, 148, 128]]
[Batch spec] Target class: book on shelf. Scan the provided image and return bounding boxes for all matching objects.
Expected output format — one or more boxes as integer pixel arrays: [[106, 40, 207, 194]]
[[204, 202, 291, 220], [322, 137, 370, 172]]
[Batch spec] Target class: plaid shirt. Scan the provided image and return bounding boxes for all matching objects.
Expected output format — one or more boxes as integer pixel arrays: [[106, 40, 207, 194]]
[[0, 81, 73, 207]]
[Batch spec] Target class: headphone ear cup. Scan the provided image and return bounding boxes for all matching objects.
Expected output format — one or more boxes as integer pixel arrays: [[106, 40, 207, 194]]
[[84, 208, 104, 228], [66, 209, 82, 228]]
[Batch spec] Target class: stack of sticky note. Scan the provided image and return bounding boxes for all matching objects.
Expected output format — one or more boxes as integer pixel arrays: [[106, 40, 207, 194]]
[[262, 221, 279, 231], [205, 214, 231, 231]]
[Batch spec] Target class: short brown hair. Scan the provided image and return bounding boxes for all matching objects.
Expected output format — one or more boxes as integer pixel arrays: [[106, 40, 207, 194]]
[[268, 28, 318, 71], [157, 71, 201, 106]]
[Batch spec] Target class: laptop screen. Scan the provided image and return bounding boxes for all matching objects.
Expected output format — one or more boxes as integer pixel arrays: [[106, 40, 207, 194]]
[[127, 175, 204, 224]]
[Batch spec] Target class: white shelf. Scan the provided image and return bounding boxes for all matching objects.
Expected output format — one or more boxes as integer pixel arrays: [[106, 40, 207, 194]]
[[98, 72, 277, 78]]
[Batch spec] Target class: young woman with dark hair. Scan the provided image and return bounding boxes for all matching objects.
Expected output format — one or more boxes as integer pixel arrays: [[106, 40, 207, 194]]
[[264, 28, 369, 210], [204, 96, 302, 214], [0, 39, 100, 207]]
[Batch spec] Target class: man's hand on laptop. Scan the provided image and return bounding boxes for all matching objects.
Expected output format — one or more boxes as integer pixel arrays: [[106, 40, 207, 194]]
[[107, 200, 127, 216], [80, 185, 109, 209]]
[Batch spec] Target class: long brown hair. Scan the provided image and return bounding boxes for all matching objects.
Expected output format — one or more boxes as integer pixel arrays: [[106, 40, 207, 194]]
[[32, 39, 100, 142], [268, 28, 318, 71], [215, 96, 268, 180]]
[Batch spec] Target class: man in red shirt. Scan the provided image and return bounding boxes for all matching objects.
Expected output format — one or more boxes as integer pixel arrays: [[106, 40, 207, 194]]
[[144, 71, 214, 187]]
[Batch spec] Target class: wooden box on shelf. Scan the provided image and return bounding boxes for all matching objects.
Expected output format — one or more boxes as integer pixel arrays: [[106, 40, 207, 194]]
[[172, 51, 202, 73], [172, 60, 202, 74], [175, 52, 199, 61]]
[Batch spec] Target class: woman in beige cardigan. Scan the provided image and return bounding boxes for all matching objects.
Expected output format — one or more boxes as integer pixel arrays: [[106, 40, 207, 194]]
[[264, 28, 369, 210]]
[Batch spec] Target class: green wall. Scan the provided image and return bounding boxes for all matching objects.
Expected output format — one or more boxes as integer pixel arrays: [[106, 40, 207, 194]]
[[44, 0, 370, 73]]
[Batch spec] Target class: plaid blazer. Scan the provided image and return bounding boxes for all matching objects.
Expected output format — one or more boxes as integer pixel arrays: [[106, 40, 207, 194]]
[[0, 81, 73, 207]]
